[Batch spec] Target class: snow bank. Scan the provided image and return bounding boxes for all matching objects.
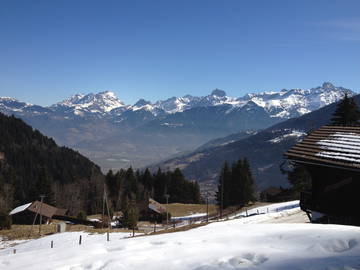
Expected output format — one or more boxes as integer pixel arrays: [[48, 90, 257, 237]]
[[234, 200, 300, 218], [172, 213, 207, 221], [1, 203, 360, 270]]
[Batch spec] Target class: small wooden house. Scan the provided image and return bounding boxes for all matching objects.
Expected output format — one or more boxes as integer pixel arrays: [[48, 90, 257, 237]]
[[285, 125, 360, 225], [9, 201, 60, 224]]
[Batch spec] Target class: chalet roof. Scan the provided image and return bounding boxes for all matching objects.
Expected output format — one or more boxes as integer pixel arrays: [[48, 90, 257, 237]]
[[9, 201, 61, 218], [285, 125, 360, 171]]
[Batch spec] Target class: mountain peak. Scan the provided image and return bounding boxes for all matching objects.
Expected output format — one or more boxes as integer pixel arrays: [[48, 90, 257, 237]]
[[98, 91, 117, 98], [322, 82, 335, 89], [54, 91, 125, 114], [211, 89, 227, 97], [134, 99, 151, 107]]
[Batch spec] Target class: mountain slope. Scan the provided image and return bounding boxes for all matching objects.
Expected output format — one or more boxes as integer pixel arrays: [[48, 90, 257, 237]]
[[0, 113, 104, 215], [0, 83, 354, 171], [151, 94, 360, 191]]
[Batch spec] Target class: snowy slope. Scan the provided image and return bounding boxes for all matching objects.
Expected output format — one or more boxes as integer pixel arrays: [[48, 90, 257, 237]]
[[1, 201, 360, 270]]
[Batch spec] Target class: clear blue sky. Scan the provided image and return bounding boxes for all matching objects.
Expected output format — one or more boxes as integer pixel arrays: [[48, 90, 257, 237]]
[[0, 0, 359, 105]]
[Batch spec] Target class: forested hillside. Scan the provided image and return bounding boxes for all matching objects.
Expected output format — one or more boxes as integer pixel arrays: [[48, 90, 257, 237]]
[[0, 113, 104, 215], [0, 113, 202, 219]]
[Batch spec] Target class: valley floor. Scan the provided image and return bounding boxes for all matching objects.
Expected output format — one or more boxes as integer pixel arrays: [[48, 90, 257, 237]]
[[1, 201, 360, 270]]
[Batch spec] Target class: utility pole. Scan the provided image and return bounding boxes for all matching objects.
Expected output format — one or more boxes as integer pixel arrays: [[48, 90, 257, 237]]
[[39, 195, 45, 235], [164, 194, 170, 226], [102, 184, 105, 227], [220, 176, 224, 220], [206, 192, 209, 223], [103, 183, 112, 229]]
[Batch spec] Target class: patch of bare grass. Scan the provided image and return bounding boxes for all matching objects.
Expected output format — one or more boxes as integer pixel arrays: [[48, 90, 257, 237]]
[[166, 203, 217, 217], [0, 223, 140, 242]]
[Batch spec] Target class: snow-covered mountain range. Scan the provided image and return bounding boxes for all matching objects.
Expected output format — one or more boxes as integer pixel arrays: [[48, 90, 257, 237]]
[[0, 82, 353, 120], [0, 82, 355, 172]]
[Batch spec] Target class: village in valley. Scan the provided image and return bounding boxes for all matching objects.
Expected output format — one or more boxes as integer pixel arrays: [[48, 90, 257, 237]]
[[1, 1, 360, 269]]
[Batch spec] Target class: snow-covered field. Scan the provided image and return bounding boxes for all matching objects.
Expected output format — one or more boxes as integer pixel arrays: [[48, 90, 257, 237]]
[[1, 202, 360, 270]]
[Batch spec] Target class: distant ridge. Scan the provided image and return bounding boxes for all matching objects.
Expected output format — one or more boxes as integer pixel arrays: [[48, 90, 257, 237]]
[[150, 93, 360, 191], [0, 82, 355, 172]]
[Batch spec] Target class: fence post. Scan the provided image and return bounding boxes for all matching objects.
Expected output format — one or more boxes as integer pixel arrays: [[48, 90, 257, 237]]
[[13, 249, 16, 254], [79, 235, 82, 245], [107, 232, 109, 242], [246, 210, 248, 217], [51, 241, 54, 248]]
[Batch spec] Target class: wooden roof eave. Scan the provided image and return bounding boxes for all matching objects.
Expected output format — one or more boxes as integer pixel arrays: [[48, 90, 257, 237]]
[[285, 151, 360, 173]]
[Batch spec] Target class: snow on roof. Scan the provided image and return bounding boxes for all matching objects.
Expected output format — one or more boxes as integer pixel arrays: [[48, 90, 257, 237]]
[[285, 125, 360, 169], [9, 202, 32, 215]]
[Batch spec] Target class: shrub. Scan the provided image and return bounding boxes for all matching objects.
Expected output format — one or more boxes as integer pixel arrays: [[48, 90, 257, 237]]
[[76, 210, 87, 221], [0, 213, 12, 230]]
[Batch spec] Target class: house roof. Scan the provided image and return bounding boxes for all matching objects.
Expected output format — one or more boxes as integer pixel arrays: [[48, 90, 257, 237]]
[[285, 125, 360, 171], [9, 201, 61, 218], [27, 201, 58, 218]]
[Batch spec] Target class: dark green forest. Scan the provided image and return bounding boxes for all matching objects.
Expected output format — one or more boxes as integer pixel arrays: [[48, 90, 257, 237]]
[[0, 113, 201, 219], [105, 167, 202, 215], [0, 113, 104, 215]]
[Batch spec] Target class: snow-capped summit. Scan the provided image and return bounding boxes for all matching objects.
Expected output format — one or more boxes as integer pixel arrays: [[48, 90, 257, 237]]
[[237, 82, 354, 118], [55, 83, 351, 117], [53, 91, 126, 115], [0, 82, 355, 120]]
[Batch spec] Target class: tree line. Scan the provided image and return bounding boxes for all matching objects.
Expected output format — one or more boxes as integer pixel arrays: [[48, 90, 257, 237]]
[[105, 167, 202, 213], [216, 158, 256, 209]]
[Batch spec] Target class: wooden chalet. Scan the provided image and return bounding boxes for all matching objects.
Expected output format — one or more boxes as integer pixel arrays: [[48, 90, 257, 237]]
[[285, 125, 360, 225], [9, 201, 65, 224]]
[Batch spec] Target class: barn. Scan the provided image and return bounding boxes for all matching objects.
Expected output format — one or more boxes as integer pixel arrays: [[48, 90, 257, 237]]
[[285, 125, 360, 225], [9, 201, 65, 224]]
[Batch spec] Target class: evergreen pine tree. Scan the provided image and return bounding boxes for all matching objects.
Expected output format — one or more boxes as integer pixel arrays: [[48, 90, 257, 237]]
[[29, 168, 55, 205], [122, 204, 139, 229], [140, 168, 153, 192], [330, 94, 360, 126], [229, 160, 243, 206], [217, 158, 255, 208], [216, 162, 231, 209], [287, 163, 311, 197], [240, 158, 256, 206]]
